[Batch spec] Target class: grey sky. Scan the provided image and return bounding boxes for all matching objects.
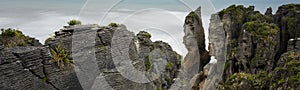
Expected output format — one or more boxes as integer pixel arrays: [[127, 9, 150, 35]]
[[0, 0, 299, 56]]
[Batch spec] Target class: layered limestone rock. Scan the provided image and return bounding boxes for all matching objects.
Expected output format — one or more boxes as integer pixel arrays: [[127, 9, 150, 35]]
[[183, 7, 210, 75], [1, 4, 300, 90], [182, 7, 211, 90], [212, 4, 300, 90], [0, 29, 81, 90], [0, 28, 42, 48], [188, 4, 300, 90], [45, 24, 181, 90], [273, 4, 300, 61], [200, 13, 227, 90], [0, 23, 181, 90], [0, 46, 82, 90]]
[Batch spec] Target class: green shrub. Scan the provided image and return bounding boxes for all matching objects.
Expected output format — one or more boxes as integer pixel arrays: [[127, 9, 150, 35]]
[[144, 56, 151, 71], [285, 17, 296, 32], [97, 44, 106, 51], [224, 73, 258, 89], [165, 62, 173, 69], [0, 28, 33, 47], [45, 37, 53, 43], [187, 11, 198, 17], [108, 22, 118, 27], [248, 13, 273, 22], [42, 77, 48, 83], [50, 44, 72, 68], [156, 87, 162, 90], [218, 4, 247, 22], [243, 21, 279, 39], [165, 77, 173, 84], [1, 28, 18, 37], [17, 42, 27, 46], [68, 19, 81, 26], [139, 31, 151, 38]]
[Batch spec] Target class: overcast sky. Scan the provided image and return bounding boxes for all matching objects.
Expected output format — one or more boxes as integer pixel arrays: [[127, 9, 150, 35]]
[[0, 0, 299, 56]]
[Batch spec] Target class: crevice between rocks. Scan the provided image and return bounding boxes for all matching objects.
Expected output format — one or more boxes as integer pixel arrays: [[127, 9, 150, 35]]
[[40, 48, 60, 90], [12, 50, 59, 90]]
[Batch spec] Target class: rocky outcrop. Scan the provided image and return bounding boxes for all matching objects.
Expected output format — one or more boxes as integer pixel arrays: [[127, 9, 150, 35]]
[[0, 47, 55, 90], [187, 4, 300, 90], [183, 7, 210, 75], [0, 28, 42, 48], [0, 46, 82, 90], [265, 7, 273, 16], [1, 4, 299, 90], [202, 4, 300, 90], [273, 4, 300, 62], [0, 23, 181, 90], [182, 7, 211, 90], [45, 24, 181, 90], [0, 29, 81, 90]]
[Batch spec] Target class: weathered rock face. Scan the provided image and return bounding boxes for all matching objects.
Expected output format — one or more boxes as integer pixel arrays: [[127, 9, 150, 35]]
[[0, 47, 55, 90], [0, 46, 82, 90], [182, 7, 211, 90], [187, 4, 300, 90], [183, 7, 210, 74], [270, 39, 300, 90], [0, 23, 181, 90], [265, 7, 273, 16], [1, 3, 299, 90], [0, 28, 42, 48], [201, 4, 300, 90], [211, 5, 281, 80], [198, 13, 227, 90], [0, 29, 81, 90], [273, 4, 300, 61], [45, 24, 181, 90]]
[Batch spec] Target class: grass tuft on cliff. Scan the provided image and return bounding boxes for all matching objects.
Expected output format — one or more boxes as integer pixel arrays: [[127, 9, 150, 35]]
[[0, 28, 33, 47], [108, 22, 118, 27], [187, 11, 198, 17], [68, 19, 81, 26], [50, 44, 72, 68], [138, 31, 152, 38]]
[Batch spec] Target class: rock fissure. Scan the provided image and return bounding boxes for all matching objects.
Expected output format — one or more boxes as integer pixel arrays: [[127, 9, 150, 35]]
[[13, 51, 60, 90]]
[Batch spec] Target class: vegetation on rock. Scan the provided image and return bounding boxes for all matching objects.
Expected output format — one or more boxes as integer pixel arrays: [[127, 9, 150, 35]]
[[45, 37, 53, 43], [165, 62, 173, 69], [139, 31, 151, 38], [218, 5, 248, 23], [0, 28, 33, 47], [144, 57, 151, 71], [248, 13, 273, 22], [108, 22, 118, 27], [222, 71, 273, 90], [1, 28, 18, 37], [50, 44, 72, 68], [217, 4, 300, 90], [285, 17, 296, 33], [187, 11, 198, 17], [243, 21, 279, 38], [67, 19, 81, 26]]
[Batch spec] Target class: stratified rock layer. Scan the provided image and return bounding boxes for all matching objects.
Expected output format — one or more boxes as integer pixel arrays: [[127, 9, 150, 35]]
[[0, 24, 181, 90], [201, 4, 300, 90]]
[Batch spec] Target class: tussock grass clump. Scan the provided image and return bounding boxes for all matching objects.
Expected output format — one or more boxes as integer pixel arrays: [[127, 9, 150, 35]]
[[50, 44, 72, 68], [68, 19, 81, 26], [108, 22, 118, 27]]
